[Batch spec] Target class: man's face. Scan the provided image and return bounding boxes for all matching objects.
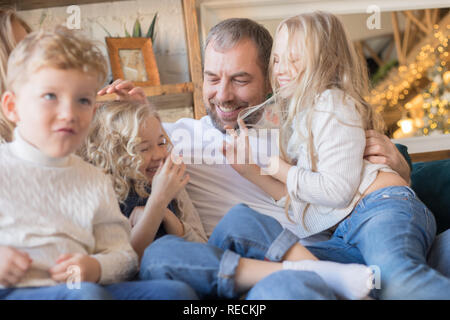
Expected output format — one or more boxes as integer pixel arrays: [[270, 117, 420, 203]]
[[203, 39, 269, 132]]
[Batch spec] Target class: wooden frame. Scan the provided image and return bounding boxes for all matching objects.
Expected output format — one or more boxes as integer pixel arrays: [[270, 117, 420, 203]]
[[105, 37, 161, 87]]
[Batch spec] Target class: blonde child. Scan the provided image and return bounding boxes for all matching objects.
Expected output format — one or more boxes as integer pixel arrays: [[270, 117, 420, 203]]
[[0, 27, 197, 300], [0, 8, 31, 143], [82, 100, 207, 259], [220, 12, 449, 299]]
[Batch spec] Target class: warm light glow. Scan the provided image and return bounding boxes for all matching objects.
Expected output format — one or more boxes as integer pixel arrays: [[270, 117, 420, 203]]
[[398, 118, 414, 134]]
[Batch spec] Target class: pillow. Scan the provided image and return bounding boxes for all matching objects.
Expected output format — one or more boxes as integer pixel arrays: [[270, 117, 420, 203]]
[[411, 159, 450, 234], [395, 143, 413, 171]]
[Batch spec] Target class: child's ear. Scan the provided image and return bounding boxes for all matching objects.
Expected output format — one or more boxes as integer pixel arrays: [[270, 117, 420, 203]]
[[1, 91, 20, 123]]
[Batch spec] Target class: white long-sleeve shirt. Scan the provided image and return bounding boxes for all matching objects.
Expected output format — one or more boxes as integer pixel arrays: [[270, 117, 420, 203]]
[[279, 89, 397, 237], [0, 130, 138, 288], [163, 115, 333, 244]]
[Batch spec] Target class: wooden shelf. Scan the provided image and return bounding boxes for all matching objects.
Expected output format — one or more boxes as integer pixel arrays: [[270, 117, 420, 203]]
[[0, 0, 130, 10], [5, 0, 206, 119]]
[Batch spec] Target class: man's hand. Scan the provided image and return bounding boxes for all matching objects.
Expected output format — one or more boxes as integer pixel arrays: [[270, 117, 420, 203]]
[[222, 119, 260, 178], [97, 79, 147, 103], [0, 246, 32, 287], [364, 130, 411, 184], [49, 253, 101, 284]]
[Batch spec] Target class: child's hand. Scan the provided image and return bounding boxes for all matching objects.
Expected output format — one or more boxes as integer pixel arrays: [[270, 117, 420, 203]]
[[0, 246, 32, 287], [49, 253, 101, 284], [150, 154, 190, 208], [222, 119, 260, 178]]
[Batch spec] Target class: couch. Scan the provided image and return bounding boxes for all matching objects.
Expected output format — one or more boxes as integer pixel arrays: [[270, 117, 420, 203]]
[[397, 144, 449, 234]]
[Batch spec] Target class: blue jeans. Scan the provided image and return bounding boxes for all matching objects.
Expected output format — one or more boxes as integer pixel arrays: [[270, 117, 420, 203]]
[[428, 229, 450, 278], [139, 235, 336, 300], [210, 187, 450, 299], [0, 280, 198, 300]]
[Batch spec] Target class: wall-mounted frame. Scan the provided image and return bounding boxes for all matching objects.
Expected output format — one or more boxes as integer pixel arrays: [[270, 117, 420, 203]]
[[106, 37, 161, 86]]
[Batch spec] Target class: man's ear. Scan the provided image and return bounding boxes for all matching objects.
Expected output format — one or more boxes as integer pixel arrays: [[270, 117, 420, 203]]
[[1, 91, 20, 123]]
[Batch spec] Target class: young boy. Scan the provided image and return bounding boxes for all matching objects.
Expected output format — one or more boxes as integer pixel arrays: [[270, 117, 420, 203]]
[[0, 27, 197, 300]]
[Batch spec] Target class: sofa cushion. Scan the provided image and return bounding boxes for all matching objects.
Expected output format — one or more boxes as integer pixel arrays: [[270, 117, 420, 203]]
[[411, 159, 450, 234]]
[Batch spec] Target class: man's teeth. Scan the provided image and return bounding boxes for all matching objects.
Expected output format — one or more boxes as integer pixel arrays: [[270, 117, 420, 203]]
[[218, 106, 238, 112]]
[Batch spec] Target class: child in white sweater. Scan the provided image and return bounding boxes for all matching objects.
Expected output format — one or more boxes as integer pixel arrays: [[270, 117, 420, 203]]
[[0, 27, 197, 300]]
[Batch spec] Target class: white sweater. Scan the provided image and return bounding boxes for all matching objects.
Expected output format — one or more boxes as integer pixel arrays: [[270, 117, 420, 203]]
[[0, 131, 138, 288], [277, 89, 397, 238]]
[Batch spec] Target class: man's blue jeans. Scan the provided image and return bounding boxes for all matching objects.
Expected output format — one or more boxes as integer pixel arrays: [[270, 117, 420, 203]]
[[209, 186, 450, 299], [139, 235, 336, 299], [0, 280, 199, 300]]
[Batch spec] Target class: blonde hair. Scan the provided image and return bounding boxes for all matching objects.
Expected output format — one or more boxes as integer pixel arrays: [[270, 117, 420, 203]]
[[6, 26, 107, 93], [81, 100, 171, 203], [0, 7, 31, 142], [240, 11, 385, 226]]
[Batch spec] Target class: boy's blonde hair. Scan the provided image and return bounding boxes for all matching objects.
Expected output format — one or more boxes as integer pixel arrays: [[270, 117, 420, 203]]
[[6, 26, 107, 93], [81, 100, 171, 203], [0, 7, 32, 142]]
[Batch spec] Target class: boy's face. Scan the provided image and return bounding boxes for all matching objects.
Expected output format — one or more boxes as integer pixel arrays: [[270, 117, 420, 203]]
[[2, 67, 98, 158]]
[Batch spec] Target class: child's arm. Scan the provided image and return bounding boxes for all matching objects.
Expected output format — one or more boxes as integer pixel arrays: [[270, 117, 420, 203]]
[[284, 93, 366, 208], [129, 154, 190, 259], [85, 176, 139, 284], [162, 208, 184, 237]]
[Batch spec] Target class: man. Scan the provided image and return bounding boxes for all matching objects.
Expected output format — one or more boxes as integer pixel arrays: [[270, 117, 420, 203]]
[[162, 18, 411, 239], [101, 18, 446, 299]]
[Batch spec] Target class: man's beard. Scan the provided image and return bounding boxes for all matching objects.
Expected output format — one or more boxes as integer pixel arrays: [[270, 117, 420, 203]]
[[206, 103, 265, 133]]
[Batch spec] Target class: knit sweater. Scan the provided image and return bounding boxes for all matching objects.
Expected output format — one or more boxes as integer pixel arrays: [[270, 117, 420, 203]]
[[0, 130, 138, 288], [276, 89, 397, 238]]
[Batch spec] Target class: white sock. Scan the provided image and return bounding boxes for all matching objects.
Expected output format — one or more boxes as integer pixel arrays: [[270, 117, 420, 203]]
[[283, 260, 373, 300]]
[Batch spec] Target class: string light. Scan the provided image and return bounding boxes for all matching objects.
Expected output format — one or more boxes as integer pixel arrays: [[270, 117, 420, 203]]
[[367, 23, 449, 138]]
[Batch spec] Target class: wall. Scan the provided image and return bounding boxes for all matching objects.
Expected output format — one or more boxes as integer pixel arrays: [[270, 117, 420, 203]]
[[17, 0, 194, 121]]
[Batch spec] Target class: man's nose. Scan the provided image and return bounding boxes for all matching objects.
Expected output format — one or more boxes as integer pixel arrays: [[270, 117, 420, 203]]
[[215, 80, 234, 103]]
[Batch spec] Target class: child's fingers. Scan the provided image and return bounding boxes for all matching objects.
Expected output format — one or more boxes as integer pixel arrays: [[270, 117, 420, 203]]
[[12, 254, 32, 272], [180, 173, 190, 188], [51, 271, 69, 283], [49, 257, 75, 275]]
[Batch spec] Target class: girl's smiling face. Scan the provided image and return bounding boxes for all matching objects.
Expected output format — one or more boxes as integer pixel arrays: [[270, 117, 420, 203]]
[[272, 24, 304, 96], [136, 115, 169, 183]]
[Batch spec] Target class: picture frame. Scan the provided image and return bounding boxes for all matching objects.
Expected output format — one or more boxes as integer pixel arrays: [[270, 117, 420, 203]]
[[106, 37, 160, 86]]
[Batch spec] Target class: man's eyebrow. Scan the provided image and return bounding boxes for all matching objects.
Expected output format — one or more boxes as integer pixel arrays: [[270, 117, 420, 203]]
[[204, 70, 217, 77], [230, 72, 252, 78], [204, 71, 252, 79]]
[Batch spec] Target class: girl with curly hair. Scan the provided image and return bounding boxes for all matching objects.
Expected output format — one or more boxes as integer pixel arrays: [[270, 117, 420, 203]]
[[82, 101, 207, 259]]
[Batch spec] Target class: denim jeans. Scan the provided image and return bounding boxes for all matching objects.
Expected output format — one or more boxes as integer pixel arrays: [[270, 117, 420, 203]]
[[0, 280, 198, 300], [139, 234, 336, 300], [210, 187, 450, 300], [428, 229, 450, 278]]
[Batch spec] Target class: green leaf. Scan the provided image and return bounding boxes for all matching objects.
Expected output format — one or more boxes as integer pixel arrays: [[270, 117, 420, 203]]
[[133, 18, 142, 37], [146, 13, 158, 41], [124, 24, 131, 37]]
